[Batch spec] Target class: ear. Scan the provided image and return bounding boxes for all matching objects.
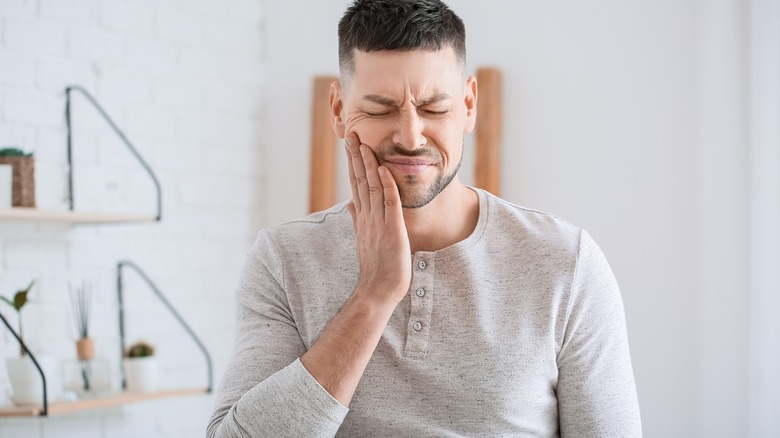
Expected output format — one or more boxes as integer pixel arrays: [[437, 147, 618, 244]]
[[463, 75, 478, 133], [330, 80, 346, 138]]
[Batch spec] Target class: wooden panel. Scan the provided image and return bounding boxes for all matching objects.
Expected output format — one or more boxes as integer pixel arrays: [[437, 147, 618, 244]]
[[474, 67, 502, 196], [309, 76, 340, 213]]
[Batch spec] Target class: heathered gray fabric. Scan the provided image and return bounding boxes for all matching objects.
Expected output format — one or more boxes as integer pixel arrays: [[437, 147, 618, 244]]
[[208, 188, 642, 437]]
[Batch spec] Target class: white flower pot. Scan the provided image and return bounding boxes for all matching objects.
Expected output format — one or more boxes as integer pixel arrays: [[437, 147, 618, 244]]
[[6, 355, 62, 406], [123, 357, 159, 393]]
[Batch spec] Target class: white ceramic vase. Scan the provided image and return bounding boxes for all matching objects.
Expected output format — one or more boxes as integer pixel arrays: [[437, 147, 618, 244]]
[[123, 357, 159, 393], [6, 355, 62, 406]]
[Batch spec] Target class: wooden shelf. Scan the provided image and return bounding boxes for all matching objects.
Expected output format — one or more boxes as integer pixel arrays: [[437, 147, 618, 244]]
[[0, 387, 209, 417], [0, 208, 157, 224]]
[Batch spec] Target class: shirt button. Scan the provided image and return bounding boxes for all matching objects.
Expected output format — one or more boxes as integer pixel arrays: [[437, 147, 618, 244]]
[[417, 260, 427, 270], [415, 288, 425, 297], [413, 321, 423, 331]]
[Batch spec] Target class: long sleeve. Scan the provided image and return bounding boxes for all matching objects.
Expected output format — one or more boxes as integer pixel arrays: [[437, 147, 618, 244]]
[[556, 230, 642, 437], [207, 231, 349, 438]]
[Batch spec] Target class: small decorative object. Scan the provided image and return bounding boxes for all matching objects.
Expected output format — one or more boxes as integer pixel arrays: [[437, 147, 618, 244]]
[[63, 281, 111, 398], [68, 282, 94, 390], [0, 147, 35, 208], [0, 163, 12, 208], [1, 281, 62, 405], [123, 340, 159, 393]]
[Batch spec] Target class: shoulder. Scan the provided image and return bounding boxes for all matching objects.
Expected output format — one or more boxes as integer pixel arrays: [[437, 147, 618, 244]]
[[478, 189, 583, 253], [257, 201, 354, 260], [265, 201, 351, 236]]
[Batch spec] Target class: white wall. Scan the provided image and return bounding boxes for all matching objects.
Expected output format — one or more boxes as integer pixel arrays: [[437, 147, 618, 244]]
[[0, 0, 265, 437], [747, 0, 780, 435], [264, 0, 777, 437], [697, 1, 749, 436]]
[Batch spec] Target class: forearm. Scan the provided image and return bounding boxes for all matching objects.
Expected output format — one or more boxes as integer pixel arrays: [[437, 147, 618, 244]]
[[208, 231, 356, 438], [209, 287, 399, 437], [301, 290, 397, 406], [208, 358, 349, 438], [298, 132, 410, 407]]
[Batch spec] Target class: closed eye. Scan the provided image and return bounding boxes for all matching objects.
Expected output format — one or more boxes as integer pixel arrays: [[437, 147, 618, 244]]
[[364, 111, 392, 117], [423, 109, 449, 115]]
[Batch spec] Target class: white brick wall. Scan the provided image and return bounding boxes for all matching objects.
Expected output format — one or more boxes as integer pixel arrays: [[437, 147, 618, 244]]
[[0, 0, 265, 436], [4, 18, 68, 55]]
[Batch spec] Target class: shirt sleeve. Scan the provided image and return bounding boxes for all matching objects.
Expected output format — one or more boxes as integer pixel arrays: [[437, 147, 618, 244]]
[[556, 230, 642, 437], [207, 231, 349, 438]]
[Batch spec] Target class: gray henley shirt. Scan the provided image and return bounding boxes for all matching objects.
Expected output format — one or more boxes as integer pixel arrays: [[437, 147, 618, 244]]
[[208, 188, 642, 437]]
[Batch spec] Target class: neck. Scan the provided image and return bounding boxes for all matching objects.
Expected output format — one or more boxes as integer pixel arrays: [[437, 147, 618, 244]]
[[403, 180, 479, 253]]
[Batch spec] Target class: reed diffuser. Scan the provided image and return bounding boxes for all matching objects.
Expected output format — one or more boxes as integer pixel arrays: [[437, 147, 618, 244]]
[[69, 281, 93, 391]]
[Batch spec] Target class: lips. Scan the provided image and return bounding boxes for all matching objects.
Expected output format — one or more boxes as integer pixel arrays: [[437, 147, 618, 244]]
[[383, 157, 433, 175]]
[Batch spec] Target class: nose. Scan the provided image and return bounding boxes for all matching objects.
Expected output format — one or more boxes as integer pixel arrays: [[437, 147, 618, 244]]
[[392, 108, 427, 151]]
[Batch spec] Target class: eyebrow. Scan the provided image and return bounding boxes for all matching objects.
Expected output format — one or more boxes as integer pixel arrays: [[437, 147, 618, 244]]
[[362, 93, 452, 107]]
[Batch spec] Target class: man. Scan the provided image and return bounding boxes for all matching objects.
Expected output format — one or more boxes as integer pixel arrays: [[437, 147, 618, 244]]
[[208, 0, 641, 436]]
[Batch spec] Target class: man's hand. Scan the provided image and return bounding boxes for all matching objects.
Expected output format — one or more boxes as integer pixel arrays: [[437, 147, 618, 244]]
[[344, 132, 412, 305], [299, 133, 412, 407]]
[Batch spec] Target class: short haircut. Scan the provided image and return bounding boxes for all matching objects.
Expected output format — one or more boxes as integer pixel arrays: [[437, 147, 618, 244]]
[[338, 0, 466, 77]]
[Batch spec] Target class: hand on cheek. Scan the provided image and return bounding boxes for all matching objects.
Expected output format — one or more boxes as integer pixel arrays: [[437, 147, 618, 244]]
[[344, 132, 412, 305]]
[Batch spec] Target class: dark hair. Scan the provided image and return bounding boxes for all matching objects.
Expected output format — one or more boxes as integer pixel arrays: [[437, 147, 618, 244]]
[[338, 0, 466, 76]]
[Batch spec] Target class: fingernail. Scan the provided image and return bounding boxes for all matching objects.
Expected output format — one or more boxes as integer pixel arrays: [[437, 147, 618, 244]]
[[359, 145, 366, 156], [345, 137, 353, 147]]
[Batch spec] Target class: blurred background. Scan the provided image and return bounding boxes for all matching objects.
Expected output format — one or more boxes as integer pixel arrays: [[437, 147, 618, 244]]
[[0, 0, 778, 437]]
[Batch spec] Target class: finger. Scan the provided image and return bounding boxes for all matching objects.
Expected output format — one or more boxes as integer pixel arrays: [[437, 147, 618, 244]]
[[378, 166, 403, 226], [344, 134, 361, 211], [346, 201, 357, 233], [361, 145, 385, 214], [350, 141, 371, 213]]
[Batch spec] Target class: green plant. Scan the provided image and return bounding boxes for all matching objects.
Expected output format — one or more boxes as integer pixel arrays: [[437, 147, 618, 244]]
[[0, 280, 36, 357], [0, 147, 33, 157], [125, 340, 155, 358]]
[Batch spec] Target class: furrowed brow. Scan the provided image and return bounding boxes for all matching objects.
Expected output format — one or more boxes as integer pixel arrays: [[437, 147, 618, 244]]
[[417, 94, 452, 106], [361, 93, 452, 107], [362, 95, 400, 107]]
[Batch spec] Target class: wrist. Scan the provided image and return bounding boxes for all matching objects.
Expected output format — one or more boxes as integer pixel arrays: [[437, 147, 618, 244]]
[[349, 284, 404, 317]]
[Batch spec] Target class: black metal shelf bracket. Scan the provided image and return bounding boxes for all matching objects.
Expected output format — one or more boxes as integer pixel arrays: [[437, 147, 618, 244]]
[[65, 85, 163, 221], [117, 260, 213, 393], [0, 312, 49, 416]]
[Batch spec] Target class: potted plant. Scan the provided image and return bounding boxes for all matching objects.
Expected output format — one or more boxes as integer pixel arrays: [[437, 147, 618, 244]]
[[1, 280, 61, 405], [0, 280, 34, 358], [0, 147, 35, 208], [123, 340, 159, 393]]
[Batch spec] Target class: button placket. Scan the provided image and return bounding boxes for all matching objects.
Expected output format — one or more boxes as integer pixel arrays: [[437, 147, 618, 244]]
[[405, 253, 435, 359]]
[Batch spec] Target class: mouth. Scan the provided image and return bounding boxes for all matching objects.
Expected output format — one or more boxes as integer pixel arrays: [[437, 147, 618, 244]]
[[382, 157, 434, 175]]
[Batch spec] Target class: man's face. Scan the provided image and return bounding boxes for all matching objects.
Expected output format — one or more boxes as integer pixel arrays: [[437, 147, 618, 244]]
[[331, 47, 477, 208]]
